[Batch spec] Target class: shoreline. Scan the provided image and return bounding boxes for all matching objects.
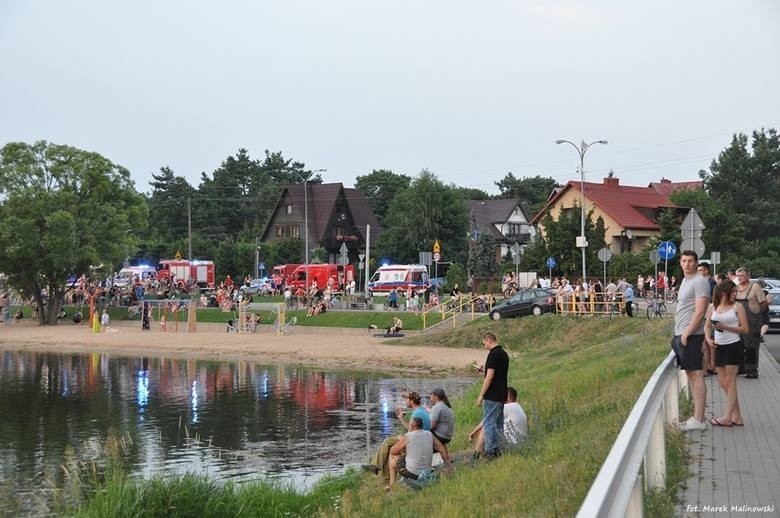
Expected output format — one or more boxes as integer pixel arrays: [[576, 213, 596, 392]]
[[0, 321, 483, 375]]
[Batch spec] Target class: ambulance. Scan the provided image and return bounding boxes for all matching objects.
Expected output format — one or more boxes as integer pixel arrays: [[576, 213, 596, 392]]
[[367, 264, 429, 295]]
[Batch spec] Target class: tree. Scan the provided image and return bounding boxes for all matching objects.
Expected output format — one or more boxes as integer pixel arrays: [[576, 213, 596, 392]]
[[354, 169, 411, 226], [671, 128, 780, 276], [468, 234, 499, 277], [537, 206, 607, 278], [0, 141, 148, 324], [494, 173, 560, 219], [146, 166, 195, 242], [378, 171, 469, 264]]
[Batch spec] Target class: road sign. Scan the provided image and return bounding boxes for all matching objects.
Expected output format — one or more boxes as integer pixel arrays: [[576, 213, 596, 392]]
[[419, 251, 432, 266], [681, 229, 703, 239], [681, 238, 705, 258], [433, 252, 441, 262], [511, 243, 521, 256], [258, 262, 265, 272], [710, 251, 721, 265], [680, 208, 705, 234], [546, 257, 557, 269], [358, 253, 365, 262], [657, 241, 677, 261], [339, 242, 349, 255], [433, 240, 441, 253], [649, 250, 660, 264], [597, 248, 612, 262]]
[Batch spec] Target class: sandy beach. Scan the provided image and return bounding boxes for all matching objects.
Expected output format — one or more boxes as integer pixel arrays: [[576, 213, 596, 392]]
[[0, 321, 483, 374]]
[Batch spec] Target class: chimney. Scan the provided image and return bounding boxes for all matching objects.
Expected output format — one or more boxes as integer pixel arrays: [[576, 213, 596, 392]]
[[659, 177, 671, 184], [603, 176, 619, 187]]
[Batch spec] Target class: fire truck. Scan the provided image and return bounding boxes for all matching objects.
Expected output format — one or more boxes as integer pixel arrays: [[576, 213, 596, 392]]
[[157, 259, 215, 290]]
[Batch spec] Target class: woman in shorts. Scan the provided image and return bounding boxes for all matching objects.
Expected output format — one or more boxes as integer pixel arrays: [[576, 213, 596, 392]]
[[705, 280, 748, 427]]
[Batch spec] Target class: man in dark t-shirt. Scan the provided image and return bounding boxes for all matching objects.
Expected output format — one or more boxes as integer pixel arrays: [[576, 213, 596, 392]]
[[476, 331, 509, 458]]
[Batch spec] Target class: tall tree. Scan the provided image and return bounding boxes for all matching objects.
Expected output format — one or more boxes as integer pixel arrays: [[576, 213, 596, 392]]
[[354, 169, 411, 226], [0, 141, 147, 324], [538, 207, 606, 278], [494, 173, 560, 219], [146, 166, 195, 241], [378, 171, 469, 264]]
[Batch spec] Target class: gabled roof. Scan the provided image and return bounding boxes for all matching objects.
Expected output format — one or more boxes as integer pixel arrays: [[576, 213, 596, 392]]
[[263, 183, 381, 243], [470, 199, 526, 240], [531, 177, 702, 230]]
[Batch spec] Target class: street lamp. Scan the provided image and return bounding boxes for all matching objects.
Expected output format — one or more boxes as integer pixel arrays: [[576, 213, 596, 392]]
[[555, 139, 608, 281], [289, 169, 327, 290]]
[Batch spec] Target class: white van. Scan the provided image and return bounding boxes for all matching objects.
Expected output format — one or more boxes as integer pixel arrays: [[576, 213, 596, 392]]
[[113, 265, 156, 288], [368, 264, 429, 295]]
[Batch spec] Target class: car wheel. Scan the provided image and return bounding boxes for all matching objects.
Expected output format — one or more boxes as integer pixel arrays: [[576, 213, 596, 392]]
[[532, 305, 543, 317], [490, 310, 501, 321]]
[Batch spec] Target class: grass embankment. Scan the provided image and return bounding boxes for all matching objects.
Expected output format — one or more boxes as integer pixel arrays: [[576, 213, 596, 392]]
[[65, 315, 688, 517], [10, 305, 429, 330]]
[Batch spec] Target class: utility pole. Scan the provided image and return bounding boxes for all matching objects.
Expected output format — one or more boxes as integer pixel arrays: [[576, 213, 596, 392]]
[[364, 224, 371, 298], [187, 197, 192, 260]]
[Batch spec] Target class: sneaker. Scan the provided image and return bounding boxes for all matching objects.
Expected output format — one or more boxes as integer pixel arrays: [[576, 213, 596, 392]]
[[680, 417, 706, 432], [361, 464, 380, 475]]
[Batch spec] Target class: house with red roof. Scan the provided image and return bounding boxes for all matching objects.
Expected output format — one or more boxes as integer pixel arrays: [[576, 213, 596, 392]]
[[261, 183, 381, 263], [530, 176, 702, 254]]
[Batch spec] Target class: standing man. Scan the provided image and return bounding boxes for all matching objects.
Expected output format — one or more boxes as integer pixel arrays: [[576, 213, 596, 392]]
[[674, 250, 711, 432], [624, 282, 635, 317], [697, 262, 718, 374], [476, 332, 509, 457], [734, 267, 768, 379]]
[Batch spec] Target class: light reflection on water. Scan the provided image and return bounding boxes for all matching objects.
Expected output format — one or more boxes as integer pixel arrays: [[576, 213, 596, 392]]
[[0, 350, 474, 497]]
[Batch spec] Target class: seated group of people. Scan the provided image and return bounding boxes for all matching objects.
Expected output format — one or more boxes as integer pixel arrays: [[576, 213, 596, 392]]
[[362, 387, 527, 490]]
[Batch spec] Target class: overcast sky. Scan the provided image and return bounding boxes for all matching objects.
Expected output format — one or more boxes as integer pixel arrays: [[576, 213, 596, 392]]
[[1, 1, 778, 195]]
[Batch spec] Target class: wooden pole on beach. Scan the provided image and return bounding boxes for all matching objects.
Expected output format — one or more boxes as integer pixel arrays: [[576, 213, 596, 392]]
[[187, 301, 197, 333]]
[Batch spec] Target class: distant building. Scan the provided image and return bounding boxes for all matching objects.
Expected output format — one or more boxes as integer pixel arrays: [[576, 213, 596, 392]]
[[469, 199, 535, 262], [261, 183, 381, 263], [530, 176, 702, 253]]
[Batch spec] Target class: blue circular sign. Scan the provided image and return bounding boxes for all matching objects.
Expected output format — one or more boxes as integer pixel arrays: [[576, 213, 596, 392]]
[[546, 257, 557, 269], [657, 241, 677, 261]]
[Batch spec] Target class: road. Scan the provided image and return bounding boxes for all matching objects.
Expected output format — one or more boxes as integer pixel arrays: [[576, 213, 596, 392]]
[[763, 330, 780, 365]]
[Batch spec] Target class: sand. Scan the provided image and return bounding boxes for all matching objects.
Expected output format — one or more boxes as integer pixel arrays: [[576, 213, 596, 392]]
[[0, 321, 484, 374]]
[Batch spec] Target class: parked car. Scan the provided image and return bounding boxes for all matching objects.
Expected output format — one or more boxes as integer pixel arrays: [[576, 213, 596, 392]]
[[751, 278, 780, 290], [240, 278, 273, 296], [489, 288, 556, 321], [767, 288, 780, 331]]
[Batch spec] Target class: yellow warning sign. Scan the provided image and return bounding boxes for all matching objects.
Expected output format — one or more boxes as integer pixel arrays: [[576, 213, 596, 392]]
[[174, 250, 183, 260], [432, 240, 441, 253]]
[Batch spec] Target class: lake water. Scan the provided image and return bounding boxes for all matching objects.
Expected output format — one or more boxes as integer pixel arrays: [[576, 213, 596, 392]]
[[0, 349, 474, 506]]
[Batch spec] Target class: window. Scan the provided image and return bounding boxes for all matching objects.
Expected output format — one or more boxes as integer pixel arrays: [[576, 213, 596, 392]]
[[275, 225, 284, 237], [290, 225, 300, 238], [287, 205, 293, 215]]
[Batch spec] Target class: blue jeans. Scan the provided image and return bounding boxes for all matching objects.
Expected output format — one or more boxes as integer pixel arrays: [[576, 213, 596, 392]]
[[482, 399, 504, 455]]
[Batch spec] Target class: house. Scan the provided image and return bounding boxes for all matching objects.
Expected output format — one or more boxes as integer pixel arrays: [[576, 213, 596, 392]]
[[261, 183, 381, 263], [469, 199, 535, 262], [530, 176, 702, 254]]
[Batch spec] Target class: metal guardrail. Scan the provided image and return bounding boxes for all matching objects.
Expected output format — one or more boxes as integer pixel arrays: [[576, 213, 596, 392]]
[[420, 295, 491, 330], [577, 351, 687, 518]]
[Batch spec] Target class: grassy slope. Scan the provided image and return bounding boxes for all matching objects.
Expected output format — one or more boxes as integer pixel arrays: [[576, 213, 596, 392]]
[[337, 315, 674, 517]]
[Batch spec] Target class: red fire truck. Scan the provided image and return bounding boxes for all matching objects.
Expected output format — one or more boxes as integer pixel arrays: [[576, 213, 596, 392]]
[[157, 259, 215, 290], [287, 263, 354, 291], [272, 264, 301, 285]]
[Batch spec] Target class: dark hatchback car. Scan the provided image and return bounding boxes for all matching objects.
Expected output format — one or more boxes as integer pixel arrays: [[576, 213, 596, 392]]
[[489, 288, 557, 321], [767, 289, 780, 331]]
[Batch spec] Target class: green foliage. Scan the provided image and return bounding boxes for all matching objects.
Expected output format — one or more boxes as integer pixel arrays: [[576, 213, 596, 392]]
[[538, 207, 607, 278], [214, 239, 255, 280], [354, 169, 411, 226], [310, 245, 327, 264], [378, 171, 469, 264], [671, 128, 780, 276], [0, 141, 147, 324], [257, 238, 304, 269], [455, 186, 492, 200], [518, 234, 549, 273], [468, 234, 498, 277], [444, 262, 466, 290], [494, 173, 560, 218]]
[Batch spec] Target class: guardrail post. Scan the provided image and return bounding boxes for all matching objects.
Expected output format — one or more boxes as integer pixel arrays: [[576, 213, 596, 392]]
[[664, 371, 679, 425], [678, 370, 690, 400], [627, 474, 644, 518], [644, 410, 666, 490]]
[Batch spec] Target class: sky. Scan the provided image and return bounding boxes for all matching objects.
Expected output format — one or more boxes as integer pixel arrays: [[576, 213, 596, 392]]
[[1, 1, 778, 196]]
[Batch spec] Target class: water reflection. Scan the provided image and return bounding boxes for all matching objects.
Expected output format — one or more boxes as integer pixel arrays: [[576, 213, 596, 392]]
[[0, 350, 473, 498]]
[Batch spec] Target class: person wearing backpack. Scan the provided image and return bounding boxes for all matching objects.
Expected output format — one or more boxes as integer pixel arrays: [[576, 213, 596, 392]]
[[734, 268, 768, 379]]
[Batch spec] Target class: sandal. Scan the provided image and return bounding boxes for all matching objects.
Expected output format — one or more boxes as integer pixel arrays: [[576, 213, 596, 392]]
[[709, 417, 732, 427]]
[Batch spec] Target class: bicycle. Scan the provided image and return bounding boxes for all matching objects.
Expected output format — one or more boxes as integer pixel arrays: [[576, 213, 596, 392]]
[[646, 295, 667, 320]]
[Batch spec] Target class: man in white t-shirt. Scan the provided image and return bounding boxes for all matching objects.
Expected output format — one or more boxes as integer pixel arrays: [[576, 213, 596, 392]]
[[469, 386, 528, 454]]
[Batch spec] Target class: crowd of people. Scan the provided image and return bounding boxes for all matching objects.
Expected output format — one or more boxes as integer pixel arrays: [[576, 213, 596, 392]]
[[673, 253, 771, 432]]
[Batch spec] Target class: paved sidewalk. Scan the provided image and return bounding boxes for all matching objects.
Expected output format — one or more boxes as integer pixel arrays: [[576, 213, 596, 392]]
[[678, 347, 780, 517]]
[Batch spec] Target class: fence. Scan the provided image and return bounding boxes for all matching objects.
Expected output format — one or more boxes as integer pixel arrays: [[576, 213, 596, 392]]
[[577, 351, 687, 517]]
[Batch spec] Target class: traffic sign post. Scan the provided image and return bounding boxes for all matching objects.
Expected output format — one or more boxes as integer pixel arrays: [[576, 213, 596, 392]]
[[546, 256, 556, 281], [710, 251, 721, 276], [597, 247, 612, 290], [657, 241, 677, 294], [358, 253, 365, 293]]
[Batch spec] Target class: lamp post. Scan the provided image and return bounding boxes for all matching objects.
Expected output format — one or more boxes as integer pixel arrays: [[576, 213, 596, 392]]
[[554, 139, 608, 281], [290, 169, 327, 291]]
